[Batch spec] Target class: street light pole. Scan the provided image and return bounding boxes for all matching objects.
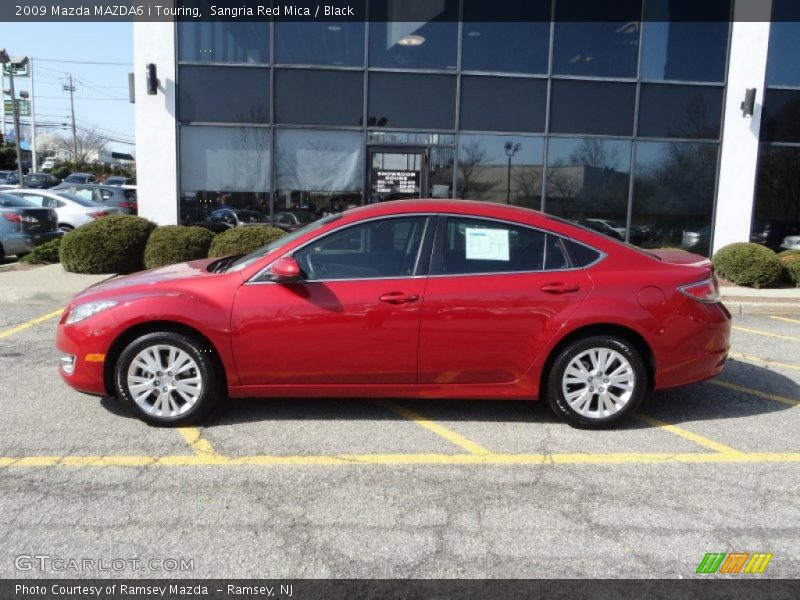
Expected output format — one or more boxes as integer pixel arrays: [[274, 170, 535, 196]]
[[504, 141, 521, 205]]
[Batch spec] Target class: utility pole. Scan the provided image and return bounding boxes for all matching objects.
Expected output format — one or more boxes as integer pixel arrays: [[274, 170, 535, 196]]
[[29, 57, 36, 172], [64, 73, 77, 165]]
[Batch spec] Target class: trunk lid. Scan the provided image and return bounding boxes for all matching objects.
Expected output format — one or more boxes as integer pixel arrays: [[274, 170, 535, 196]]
[[645, 248, 712, 268], [19, 207, 59, 233]]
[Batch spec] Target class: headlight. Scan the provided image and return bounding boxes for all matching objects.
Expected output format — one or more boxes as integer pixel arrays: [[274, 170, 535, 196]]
[[65, 300, 118, 325]]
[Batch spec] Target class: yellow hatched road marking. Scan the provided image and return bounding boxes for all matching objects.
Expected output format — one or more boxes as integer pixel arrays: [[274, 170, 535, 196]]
[[2, 452, 800, 468], [635, 415, 744, 455], [379, 400, 491, 455], [770, 316, 800, 325], [177, 427, 219, 456], [729, 352, 800, 372], [0, 309, 63, 340], [710, 379, 799, 407], [732, 326, 800, 343]]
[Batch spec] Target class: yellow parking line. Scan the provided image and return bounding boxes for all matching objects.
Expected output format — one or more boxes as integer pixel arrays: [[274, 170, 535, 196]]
[[0, 308, 63, 340], [770, 316, 800, 325], [635, 415, 744, 455], [177, 427, 219, 456], [710, 380, 799, 407], [3, 451, 800, 468], [732, 326, 800, 343], [729, 352, 800, 372], [377, 400, 491, 455]]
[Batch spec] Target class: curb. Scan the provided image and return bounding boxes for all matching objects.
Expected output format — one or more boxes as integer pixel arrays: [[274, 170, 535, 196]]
[[723, 301, 800, 316]]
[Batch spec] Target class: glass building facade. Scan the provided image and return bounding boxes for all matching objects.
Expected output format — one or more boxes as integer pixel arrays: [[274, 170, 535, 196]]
[[751, 0, 800, 247], [173, 0, 734, 256]]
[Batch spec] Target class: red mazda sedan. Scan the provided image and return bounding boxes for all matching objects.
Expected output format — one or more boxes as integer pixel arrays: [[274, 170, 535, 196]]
[[56, 200, 731, 428]]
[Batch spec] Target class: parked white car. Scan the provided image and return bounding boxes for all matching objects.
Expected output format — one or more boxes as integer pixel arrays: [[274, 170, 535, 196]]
[[7, 189, 119, 231], [780, 235, 800, 252]]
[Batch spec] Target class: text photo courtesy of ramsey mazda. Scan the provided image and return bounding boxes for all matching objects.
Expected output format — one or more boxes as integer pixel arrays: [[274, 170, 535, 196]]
[[56, 200, 731, 428]]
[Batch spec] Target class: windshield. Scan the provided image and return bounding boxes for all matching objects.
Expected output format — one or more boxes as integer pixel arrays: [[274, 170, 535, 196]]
[[226, 214, 342, 273]]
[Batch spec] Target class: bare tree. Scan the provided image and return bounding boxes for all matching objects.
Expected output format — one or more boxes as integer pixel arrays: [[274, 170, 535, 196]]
[[55, 128, 108, 166], [457, 140, 498, 200]]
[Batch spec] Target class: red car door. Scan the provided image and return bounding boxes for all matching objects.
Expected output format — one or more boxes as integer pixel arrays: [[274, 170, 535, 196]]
[[231, 215, 433, 385], [418, 216, 592, 385]]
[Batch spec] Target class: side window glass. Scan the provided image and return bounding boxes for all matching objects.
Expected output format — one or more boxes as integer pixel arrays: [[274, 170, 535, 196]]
[[294, 216, 428, 281], [544, 235, 570, 270], [440, 217, 546, 274], [563, 238, 602, 267]]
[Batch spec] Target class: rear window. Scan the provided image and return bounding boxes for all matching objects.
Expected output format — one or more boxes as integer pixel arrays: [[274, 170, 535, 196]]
[[55, 191, 98, 207], [124, 190, 137, 201], [0, 192, 37, 208]]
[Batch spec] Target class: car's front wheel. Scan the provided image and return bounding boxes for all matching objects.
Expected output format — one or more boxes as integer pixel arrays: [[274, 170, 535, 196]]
[[546, 335, 646, 428], [114, 331, 222, 426]]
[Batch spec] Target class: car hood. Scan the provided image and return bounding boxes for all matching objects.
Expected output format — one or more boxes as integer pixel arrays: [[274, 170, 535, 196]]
[[73, 257, 223, 301]]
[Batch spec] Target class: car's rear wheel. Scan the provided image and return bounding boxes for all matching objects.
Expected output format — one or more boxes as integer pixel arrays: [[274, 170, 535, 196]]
[[114, 331, 221, 426], [59, 224, 74, 233], [546, 335, 646, 428]]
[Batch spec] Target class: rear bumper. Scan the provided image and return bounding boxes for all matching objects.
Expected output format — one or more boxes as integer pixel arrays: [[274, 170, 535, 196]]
[[1, 230, 63, 255], [653, 300, 732, 390]]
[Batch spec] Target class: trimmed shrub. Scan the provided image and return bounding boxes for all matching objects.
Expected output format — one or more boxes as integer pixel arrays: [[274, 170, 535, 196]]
[[781, 253, 800, 287], [144, 225, 215, 269], [20, 237, 61, 264], [60, 215, 157, 274], [208, 226, 286, 258], [777, 249, 800, 260], [712, 242, 783, 288]]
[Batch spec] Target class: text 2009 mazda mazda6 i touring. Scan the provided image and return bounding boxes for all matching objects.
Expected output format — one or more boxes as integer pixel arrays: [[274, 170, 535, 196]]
[[56, 200, 731, 428]]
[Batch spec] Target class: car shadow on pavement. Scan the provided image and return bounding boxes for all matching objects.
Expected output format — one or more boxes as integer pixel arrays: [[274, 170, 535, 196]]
[[99, 358, 797, 430]]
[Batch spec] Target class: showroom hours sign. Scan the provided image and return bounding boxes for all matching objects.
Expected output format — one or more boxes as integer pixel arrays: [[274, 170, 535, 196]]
[[374, 170, 419, 196]]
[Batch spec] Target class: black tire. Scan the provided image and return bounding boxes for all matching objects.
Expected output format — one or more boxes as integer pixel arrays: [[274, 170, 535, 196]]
[[114, 331, 222, 426], [0, 243, 5, 262], [545, 335, 647, 429], [59, 224, 74, 233]]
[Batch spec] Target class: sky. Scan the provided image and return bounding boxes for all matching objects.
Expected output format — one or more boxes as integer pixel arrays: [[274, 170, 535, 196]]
[[1, 22, 134, 154]]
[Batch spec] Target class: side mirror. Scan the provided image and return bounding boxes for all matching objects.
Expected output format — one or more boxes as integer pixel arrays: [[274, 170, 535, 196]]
[[268, 256, 302, 283]]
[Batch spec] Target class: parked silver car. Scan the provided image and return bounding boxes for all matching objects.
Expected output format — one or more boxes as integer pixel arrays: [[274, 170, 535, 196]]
[[7, 189, 120, 232], [0, 193, 62, 260]]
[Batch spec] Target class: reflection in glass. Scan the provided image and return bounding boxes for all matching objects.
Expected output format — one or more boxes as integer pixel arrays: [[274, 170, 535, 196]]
[[274, 70, 363, 126], [368, 72, 456, 129], [275, 129, 364, 214], [549, 80, 636, 136], [638, 84, 723, 140], [368, 0, 458, 69], [552, 0, 641, 78], [761, 89, 800, 144], [545, 138, 631, 236], [367, 131, 455, 145], [179, 126, 270, 224], [640, 0, 730, 82], [767, 0, 800, 86], [179, 66, 269, 123], [178, 19, 269, 63], [752, 146, 800, 238], [457, 134, 544, 209], [275, 16, 365, 66], [428, 146, 455, 198], [461, 0, 550, 74], [632, 141, 718, 255], [460, 76, 547, 133]]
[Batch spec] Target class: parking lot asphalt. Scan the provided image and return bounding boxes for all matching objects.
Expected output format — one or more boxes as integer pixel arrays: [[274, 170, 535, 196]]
[[0, 298, 798, 579]]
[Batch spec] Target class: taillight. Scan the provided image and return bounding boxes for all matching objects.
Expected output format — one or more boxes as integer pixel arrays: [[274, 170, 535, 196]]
[[119, 201, 136, 210], [88, 211, 109, 219], [678, 276, 721, 304], [2, 213, 37, 223]]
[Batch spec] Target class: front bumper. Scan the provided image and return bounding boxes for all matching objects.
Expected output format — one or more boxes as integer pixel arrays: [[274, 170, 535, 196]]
[[56, 308, 119, 396]]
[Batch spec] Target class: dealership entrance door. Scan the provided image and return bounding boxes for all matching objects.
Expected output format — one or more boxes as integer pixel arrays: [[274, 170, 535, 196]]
[[368, 147, 427, 202]]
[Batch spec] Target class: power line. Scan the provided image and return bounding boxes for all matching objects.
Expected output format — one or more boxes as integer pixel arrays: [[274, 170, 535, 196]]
[[35, 57, 132, 66]]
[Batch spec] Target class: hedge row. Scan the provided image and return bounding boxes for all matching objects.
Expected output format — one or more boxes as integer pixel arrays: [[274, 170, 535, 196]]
[[713, 243, 800, 288], [53, 216, 285, 274]]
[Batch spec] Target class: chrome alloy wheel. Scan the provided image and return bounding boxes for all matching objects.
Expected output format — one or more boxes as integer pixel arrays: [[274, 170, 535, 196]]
[[561, 347, 635, 420], [126, 344, 203, 417]]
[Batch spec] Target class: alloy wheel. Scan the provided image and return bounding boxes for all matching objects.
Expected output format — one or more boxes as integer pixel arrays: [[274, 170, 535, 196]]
[[126, 344, 203, 417], [561, 347, 635, 420]]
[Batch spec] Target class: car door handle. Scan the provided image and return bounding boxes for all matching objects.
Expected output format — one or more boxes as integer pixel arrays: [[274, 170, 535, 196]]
[[379, 292, 420, 304], [540, 283, 580, 294]]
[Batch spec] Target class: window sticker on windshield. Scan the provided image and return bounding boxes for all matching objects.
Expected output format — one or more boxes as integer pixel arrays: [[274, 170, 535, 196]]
[[465, 228, 510, 261]]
